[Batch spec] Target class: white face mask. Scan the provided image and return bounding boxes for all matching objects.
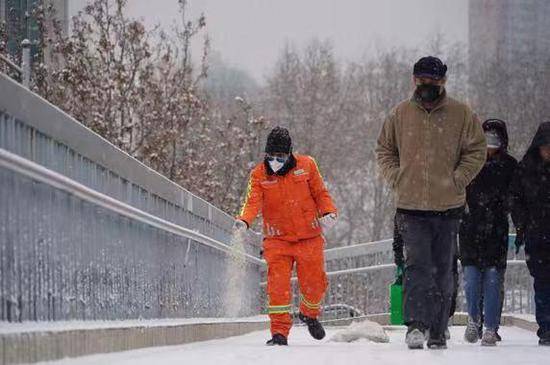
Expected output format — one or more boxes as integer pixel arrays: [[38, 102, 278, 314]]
[[485, 131, 502, 149], [269, 160, 285, 173]]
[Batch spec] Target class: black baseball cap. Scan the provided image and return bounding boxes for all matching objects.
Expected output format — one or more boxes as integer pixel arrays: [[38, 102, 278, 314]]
[[413, 56, 447, 80]]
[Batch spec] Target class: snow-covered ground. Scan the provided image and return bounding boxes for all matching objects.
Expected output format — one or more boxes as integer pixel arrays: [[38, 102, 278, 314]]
[[38, 325, 548, 365]]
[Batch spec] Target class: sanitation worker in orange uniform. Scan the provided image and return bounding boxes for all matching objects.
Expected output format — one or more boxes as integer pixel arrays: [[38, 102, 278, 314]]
[[235, 126, 338, 346]]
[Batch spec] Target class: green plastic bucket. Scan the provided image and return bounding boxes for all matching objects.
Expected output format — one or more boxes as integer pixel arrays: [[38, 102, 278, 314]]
[[390, 283, 404, 325]]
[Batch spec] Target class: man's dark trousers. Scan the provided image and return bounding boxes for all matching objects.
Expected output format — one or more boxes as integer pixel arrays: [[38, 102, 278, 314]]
[[397, 212, 459, 338], [526, 233, 550, 338]]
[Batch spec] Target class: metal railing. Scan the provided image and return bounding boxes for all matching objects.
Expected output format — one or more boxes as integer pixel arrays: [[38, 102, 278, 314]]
[[0, 72, 263, 322], [0, 73, 250, 250], [324, 239, 394, 271], [0, 148, 262, 266], [0, 39, 31, 87], [0, 53, 22, 74], [259, 237, 535, 319], [321, 239, 534, 317]]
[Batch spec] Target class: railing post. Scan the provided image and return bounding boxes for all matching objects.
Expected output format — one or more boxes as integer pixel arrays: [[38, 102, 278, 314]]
[[21, 39, 31, 88]]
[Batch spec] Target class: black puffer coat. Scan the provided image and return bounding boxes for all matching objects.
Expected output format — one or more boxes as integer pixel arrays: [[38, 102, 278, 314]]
[[459, 119, 518, 269], [510, 122, 550, 264]]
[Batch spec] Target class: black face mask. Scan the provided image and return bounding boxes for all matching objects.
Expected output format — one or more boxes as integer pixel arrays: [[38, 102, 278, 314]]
[[416, 84, 441, 103]]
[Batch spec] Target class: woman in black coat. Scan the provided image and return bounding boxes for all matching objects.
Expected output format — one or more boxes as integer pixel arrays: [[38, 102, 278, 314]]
[[459, 119, 518, 346], [511, 122, 550, 346]]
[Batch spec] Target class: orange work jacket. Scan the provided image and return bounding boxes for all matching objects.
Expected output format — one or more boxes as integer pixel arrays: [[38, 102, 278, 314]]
[[238, 154, 337, 242]]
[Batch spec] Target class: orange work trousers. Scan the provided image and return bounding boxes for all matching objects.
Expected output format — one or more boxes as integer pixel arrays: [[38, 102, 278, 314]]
[[263, 235, 328, 337]]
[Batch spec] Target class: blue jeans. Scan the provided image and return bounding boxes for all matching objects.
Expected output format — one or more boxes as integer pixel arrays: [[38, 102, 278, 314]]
[[463, 266, 501, 331], [481, 269, 506, 331]]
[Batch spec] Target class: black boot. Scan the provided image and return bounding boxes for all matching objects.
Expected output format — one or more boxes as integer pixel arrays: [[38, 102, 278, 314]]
[[298, 313, 326, 340], [266, 333, 288, 346]]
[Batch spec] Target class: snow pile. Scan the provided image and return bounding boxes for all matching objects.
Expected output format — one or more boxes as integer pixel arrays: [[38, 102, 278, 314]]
[[329, 319, 390, 343]]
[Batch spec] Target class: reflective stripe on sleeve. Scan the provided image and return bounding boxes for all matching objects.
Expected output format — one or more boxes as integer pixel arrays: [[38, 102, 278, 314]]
[[239, 173, 254, 217]]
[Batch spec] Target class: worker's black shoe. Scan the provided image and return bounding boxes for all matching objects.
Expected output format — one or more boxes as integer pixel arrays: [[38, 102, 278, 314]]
[[298, 313, 326, 340], [266, 333, 288, 346]]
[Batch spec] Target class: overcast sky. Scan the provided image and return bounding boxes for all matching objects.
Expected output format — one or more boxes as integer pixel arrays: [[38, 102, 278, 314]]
[[69, 0, 468, 82]]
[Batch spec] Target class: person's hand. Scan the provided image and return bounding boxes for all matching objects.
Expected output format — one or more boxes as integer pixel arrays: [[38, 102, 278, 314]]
[[514, 228, 525, 254], [319, 213, 338, 230], [233, 219, 248, 234]]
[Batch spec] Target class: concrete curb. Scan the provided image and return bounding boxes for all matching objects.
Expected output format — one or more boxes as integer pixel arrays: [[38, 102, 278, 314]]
[[451, 313, 538, 332], [323, 312, 539, 334], [500, 315, 539, 332], [0, 320, 269, 365], [320, 313, 391, 327]]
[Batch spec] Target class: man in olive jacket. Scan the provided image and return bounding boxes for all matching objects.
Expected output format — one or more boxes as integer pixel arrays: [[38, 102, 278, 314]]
[[376, 56, 486, 350]]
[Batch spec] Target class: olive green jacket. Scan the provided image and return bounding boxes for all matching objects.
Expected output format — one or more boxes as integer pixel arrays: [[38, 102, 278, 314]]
[[376, 92, 486, 211]]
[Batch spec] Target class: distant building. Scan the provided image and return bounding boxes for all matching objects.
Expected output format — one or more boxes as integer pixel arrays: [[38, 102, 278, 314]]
[[469, 0, 550, 71], [1, 0, 68, 62]]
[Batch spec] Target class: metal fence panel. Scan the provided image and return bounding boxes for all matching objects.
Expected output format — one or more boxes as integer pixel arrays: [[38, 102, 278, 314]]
[[0, 74, 262, 323], [0, 165, 262, 322], [318, 241, 535, 317]]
